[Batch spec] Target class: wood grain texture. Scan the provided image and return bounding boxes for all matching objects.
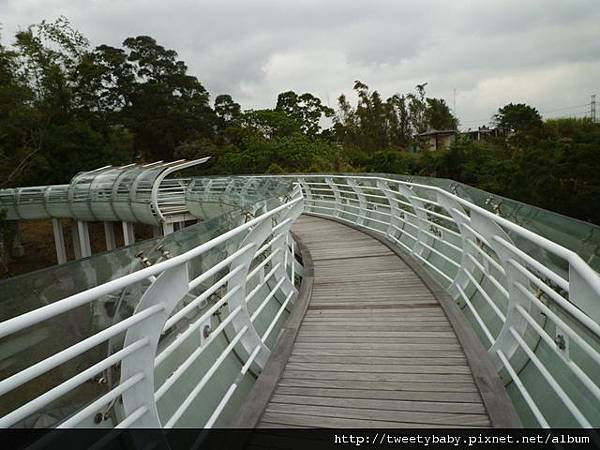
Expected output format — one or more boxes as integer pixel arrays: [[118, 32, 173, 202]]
[[233, 215, 519, 429]]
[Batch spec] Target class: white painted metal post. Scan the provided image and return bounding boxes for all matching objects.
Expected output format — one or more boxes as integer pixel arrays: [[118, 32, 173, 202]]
[[120, 264, 189, 427], [104, 222, 116, 251], [394, 183, 433, 258], [325, 177, 342, 217], [377, 180, 400, 239], [162, 222, 175, 236], [76, 221, 92, 258], [469, 211, 530, 370], [71, 221, 81, 260], [569, 267, 600, 323], [226, 220, 273, 370], [436, 194, 479, 301], [346, 179, 367, 226], [122, 221, 135, 246], [52, 218, 67, 264], [298, 178, 313, 212], [269, 201, 304, 303]]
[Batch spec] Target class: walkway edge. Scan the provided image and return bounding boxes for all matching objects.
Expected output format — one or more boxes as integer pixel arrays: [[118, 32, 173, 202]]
[[305, 213, 522, 428], [231, 230, 315, 428]]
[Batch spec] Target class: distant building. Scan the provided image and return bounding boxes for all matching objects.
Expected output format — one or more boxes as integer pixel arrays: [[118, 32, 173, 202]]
[[417, 129, 457, 151], [459, 125, 503, 141]]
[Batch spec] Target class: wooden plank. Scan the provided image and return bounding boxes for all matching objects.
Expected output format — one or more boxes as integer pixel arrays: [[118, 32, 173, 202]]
[[270, 394, 487, 414], [282, 369, 475, 383], [294, 336, 459, 344], [292, 341, 462, 350], [304, 308, 446, 317], [290, 348, 468, 359], [265, 403, 491, 426], [284, 362, 471, 375], [296, 330, 456, 338], [287, 354, 467, 366], [278, 378, 480, 393], [275, 386, 482, 403], [259, 412, 478, 429], [299, 324, 453, 331], [307, 302, 441, 310], [301, 316, 450, 323]]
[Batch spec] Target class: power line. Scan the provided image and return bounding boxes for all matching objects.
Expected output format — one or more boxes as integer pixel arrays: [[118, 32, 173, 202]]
[[540, 103, 590, 114], [458, 100, 594, 128]]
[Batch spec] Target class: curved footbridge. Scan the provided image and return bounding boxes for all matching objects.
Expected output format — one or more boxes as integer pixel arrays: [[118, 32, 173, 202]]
[[1, 166, 599, 431], [236, 215, 520, 428]]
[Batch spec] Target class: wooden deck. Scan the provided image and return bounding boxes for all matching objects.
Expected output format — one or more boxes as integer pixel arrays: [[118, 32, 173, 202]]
[[235, 214, 520, 429]]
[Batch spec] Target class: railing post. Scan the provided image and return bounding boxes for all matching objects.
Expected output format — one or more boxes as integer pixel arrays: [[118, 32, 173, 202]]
[[226, 220, 273, 370], [298, 178, 313, 213], [104, 221, 117, 250], [468, 211, 530, 370], [436, 194, 480, 303], [119, 264, 189, 427], [569, 266, 600, 323], [377, 180, 401, 239], [346, 179, 367, 226], [393, 183, 432, 258], [269, 200, 304, 303], [325, 177, 342, 217], [52, 218, 67, 264]]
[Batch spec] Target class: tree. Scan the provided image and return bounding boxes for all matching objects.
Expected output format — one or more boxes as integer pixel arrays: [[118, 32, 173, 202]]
[[406, 83, 428, 134], [333, 81, 452, 150], [120, 36, 215, 161], [214, 94, 241, 123], [1, 17, 132, 186], [334, 81, 392, 150], [275, 91, 334, 136], [386, 94, 411, 147], [425, 98, 458, 130], [237, 109, 301, 140], [494, 103, 542, 134]]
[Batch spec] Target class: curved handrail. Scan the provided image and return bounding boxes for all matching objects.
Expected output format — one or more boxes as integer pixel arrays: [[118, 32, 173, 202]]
[[0, 184, 305, 429], [1, 171, 599, 429], [285, 174, 599, 428]]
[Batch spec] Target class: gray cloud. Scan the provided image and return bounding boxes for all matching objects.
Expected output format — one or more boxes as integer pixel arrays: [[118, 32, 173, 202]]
[[1, 0, 599, 126]]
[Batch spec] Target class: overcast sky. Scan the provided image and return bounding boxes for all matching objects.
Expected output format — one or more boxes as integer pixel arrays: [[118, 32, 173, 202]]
[[2, 0, 599, 128]]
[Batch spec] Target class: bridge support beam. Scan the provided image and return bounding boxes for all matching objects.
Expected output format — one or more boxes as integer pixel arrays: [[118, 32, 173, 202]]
[[162, 222, 174, 236], [122, 221, 135, 246], [11, 223, 24, 258], [104, 222, 116, 251], [52, 218, 67, 265], [76, 220, 92, 258]]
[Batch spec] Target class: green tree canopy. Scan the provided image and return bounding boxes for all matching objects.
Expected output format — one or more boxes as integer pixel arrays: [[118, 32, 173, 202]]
[[275, 90, 334, 136], [425, 98, 458, 130], [494, 102, 543, 133]]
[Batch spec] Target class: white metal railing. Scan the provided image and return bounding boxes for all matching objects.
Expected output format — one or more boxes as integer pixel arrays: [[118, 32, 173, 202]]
[[2, 172, 600, 429], [0, 185, 305, 428], [288, 174, 600, 428]]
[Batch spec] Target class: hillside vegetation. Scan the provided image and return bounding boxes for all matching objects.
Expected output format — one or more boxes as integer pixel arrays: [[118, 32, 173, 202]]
[[1, 18, 599, 224]]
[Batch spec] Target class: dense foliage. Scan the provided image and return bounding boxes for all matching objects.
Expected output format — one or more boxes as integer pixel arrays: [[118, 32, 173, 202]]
[[1, 18, 599, 224]]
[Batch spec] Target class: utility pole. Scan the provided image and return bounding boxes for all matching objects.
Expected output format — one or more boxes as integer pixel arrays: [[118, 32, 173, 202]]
[[591, 94, 597, 124], [453, 88, 457, 116]]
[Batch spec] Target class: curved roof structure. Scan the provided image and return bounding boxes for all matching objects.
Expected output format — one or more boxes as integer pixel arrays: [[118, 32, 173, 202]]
[[0, 158, 209, 225]]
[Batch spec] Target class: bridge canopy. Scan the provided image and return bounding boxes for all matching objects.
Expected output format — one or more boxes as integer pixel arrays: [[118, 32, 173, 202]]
[[0, 158, 209, 225]]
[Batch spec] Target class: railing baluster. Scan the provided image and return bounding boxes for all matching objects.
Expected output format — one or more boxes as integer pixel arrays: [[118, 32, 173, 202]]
[[119, 264, 189, 427]]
